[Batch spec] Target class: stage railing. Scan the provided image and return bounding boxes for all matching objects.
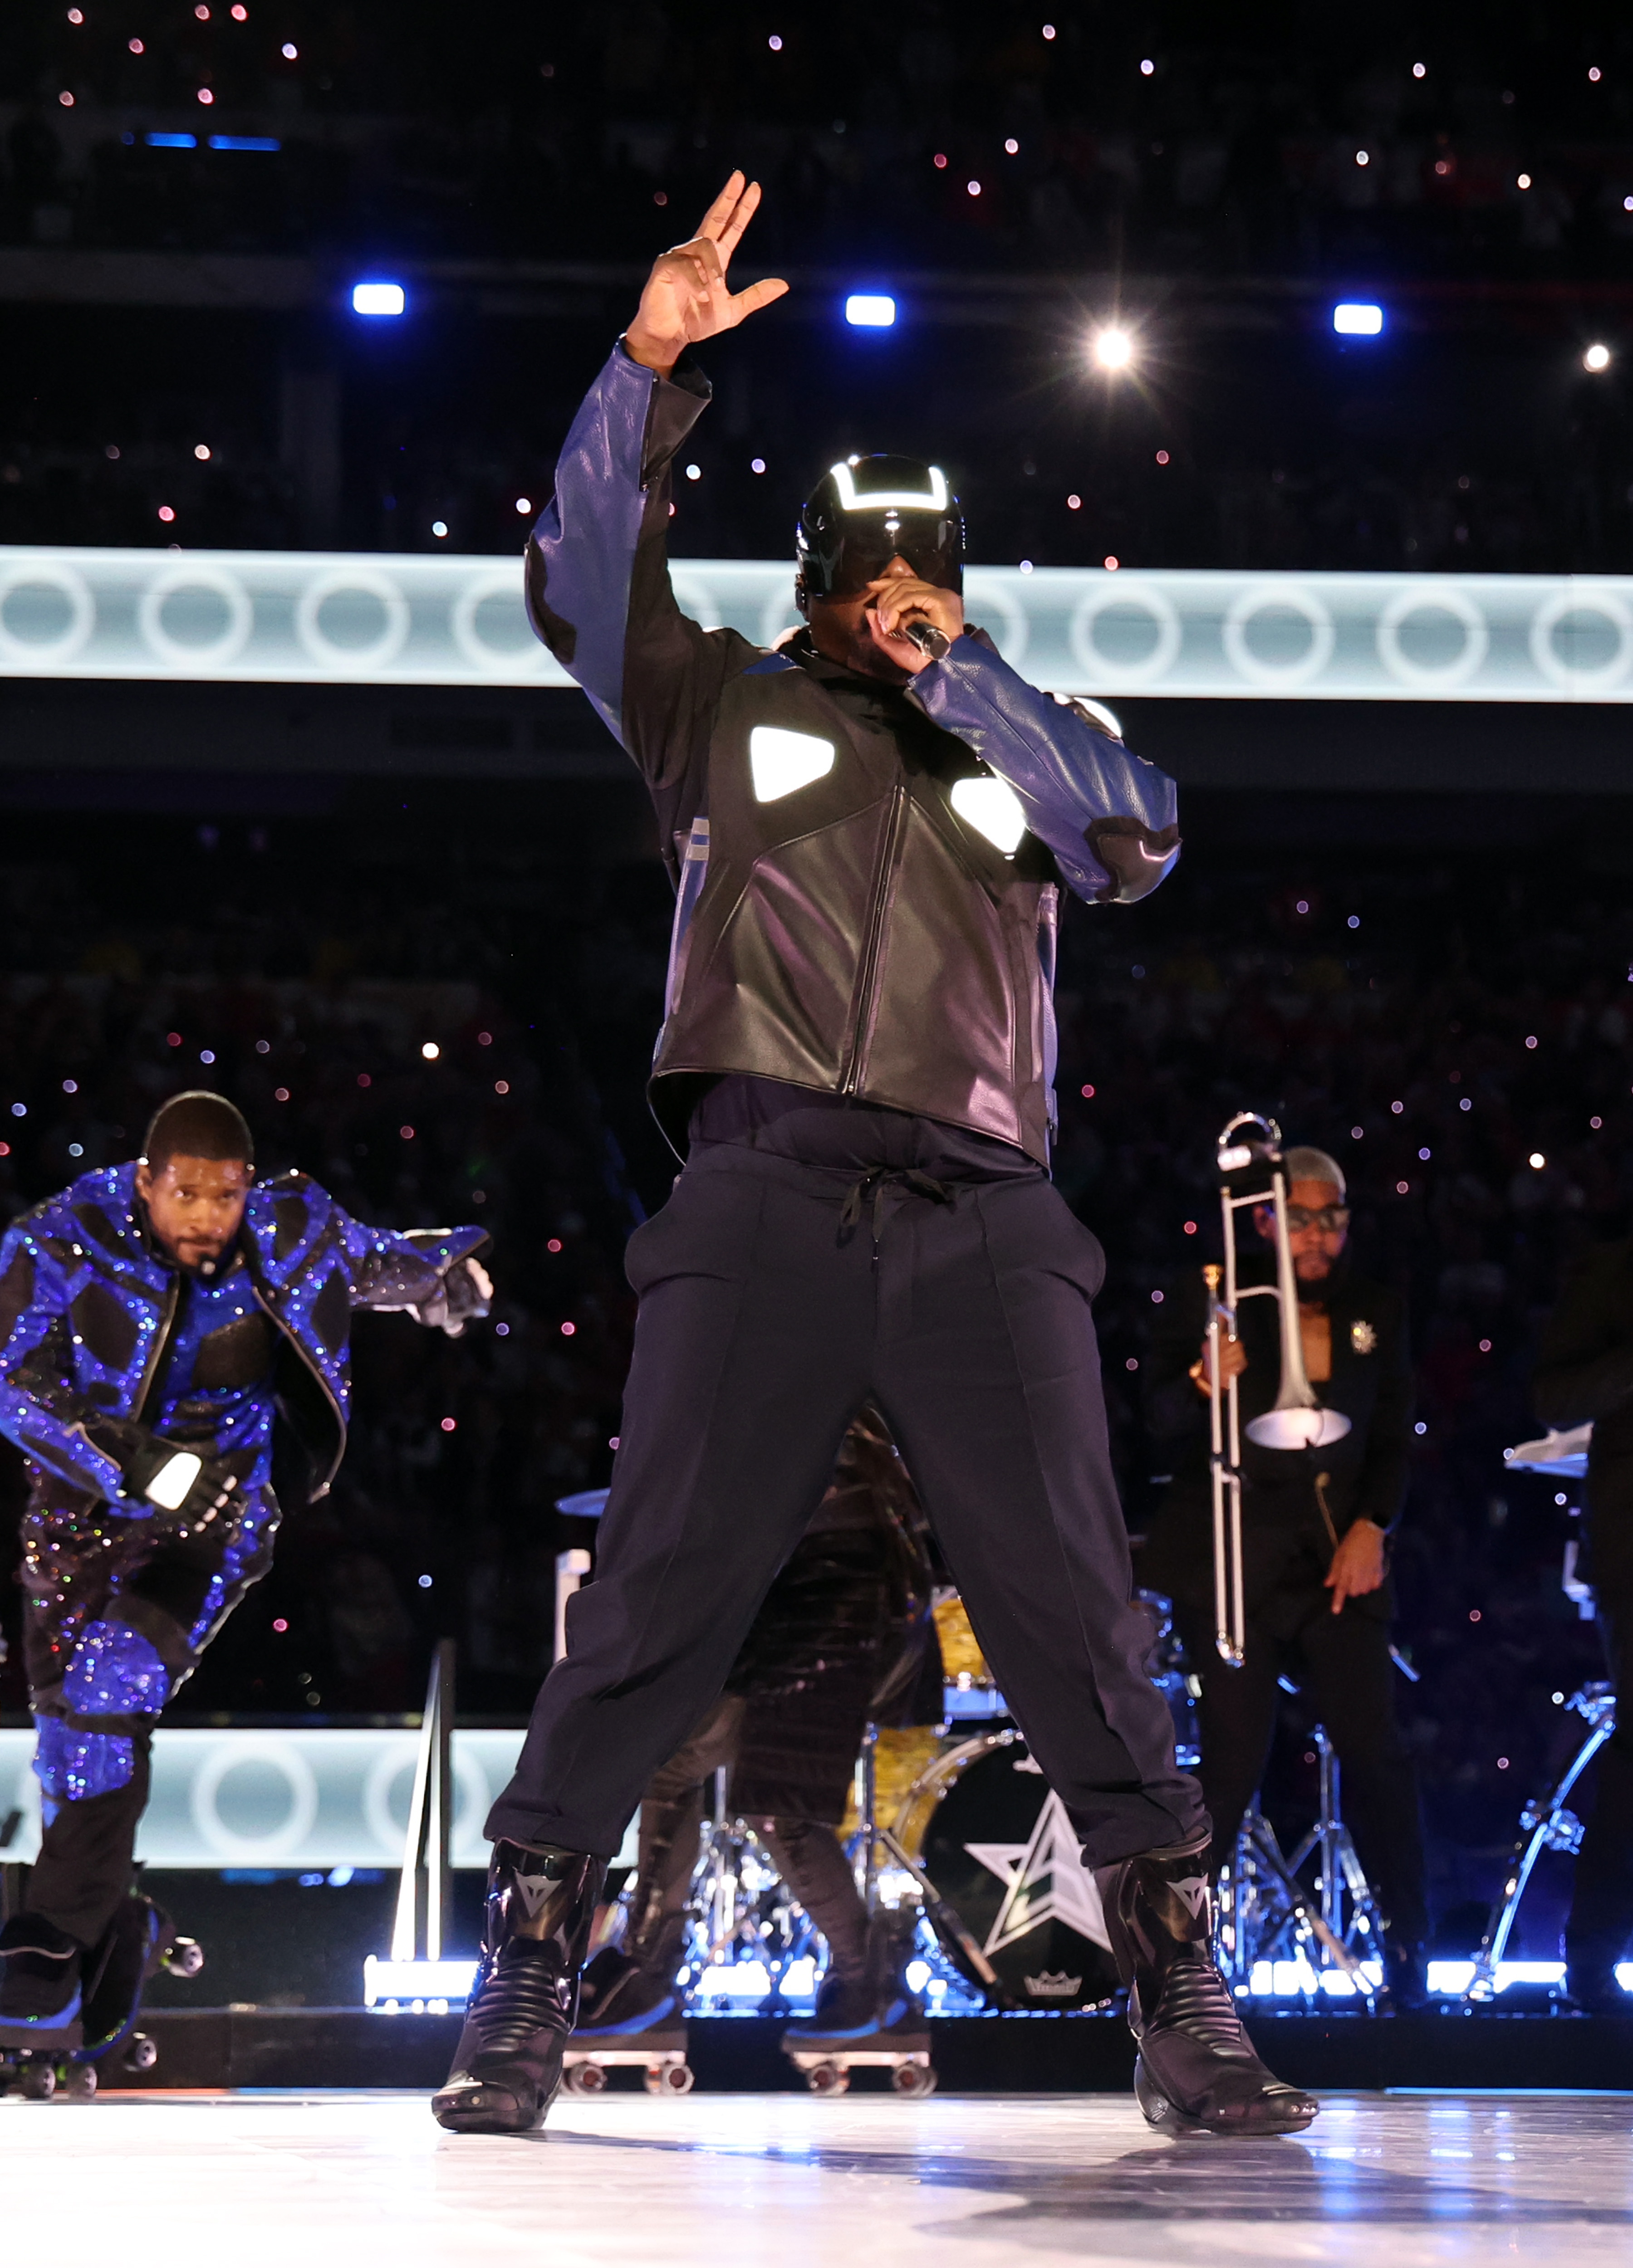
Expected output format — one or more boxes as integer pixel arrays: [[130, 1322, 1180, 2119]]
[[4, 546, 1633, 702]]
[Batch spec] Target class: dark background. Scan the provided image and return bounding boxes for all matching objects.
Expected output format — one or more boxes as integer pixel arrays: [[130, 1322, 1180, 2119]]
[[4, 2, 1633, 1958]]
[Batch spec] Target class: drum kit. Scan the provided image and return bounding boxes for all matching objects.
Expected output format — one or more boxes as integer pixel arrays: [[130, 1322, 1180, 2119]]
[[553, 1118, 1618, 2054]]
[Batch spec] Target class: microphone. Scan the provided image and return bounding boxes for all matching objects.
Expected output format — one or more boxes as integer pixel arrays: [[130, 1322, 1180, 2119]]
[[901, 618, 951, 662]]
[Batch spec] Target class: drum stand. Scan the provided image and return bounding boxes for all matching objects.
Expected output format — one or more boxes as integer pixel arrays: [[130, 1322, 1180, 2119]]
[[1465, 1681, 1617, 2003], [1217, 1725, 1386, 2007]]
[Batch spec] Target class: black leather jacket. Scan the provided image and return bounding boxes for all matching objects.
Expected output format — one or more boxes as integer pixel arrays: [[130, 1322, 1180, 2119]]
[[525, 343, 1180, 1166]]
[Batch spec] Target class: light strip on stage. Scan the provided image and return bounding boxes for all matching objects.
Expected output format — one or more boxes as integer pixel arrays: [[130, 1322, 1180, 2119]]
[[363, 1956, 478, 2011], [4, 546, 1633, 701]]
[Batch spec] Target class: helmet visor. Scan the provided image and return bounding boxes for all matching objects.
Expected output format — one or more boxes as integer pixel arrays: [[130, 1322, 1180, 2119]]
[[822, 511, 964, 599]]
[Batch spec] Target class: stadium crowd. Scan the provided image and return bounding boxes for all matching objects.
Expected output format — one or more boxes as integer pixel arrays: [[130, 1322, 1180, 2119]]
[[0, 799, 1624, 1943]]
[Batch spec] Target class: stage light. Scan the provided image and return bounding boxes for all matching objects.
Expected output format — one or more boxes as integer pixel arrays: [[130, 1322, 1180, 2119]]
[[194, 444, 211, 460], [1333, 302, 1384, 335], [210, 134, 280, 150], [1590, 66, 1603, 83], [750, 457, 766, 473], [147, 131, 196, 147], [197, 87, 214, 103], [431, 521, 447, 538], [1139, 58, 1154, 75], [1103, 555, 1119, 570], [1005, 138, 1019, 154], [281, 40, 297, 57], [1354, 148, 1369, 166], [845, 293, 896, 327], [129, 38, 143, 51], [1584, 342, 1612, 371], [768, 34, 783, 49], [1090, 326, 1133, 369], [421, 1041, 440, 1060], [1518, 173, 1532, 189], [352, 280, 405, 316], [1412, 61, 1426, 79], [1042, 23, 1055, 38], [515, 496, 532, 513]]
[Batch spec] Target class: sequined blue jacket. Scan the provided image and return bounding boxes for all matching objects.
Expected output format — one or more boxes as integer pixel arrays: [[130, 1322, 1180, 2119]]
[[0, 1163, 490, 1510]]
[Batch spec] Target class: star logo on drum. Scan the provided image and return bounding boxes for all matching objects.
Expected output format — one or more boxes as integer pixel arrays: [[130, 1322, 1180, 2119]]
[[965, 1787, 1113, 1960]]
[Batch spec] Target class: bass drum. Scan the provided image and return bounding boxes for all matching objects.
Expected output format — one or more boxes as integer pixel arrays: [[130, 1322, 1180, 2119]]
[[894, 1729, 1121, 2012]]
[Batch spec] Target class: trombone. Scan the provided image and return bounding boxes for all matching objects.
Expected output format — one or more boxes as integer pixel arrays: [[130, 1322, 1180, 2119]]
[[1204, 1112, 1352, 1667]]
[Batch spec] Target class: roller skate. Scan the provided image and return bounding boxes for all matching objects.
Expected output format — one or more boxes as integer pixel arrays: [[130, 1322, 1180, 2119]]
[[562, 1933, 694, 2097], [0, 1895, 202, 2102], [781, 1950, 936, 2097]]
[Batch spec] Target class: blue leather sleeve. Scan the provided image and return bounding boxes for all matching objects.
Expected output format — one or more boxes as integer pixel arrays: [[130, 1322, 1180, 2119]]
[[909, 635, 1180, 905], [0, 1227, 127, 1501], [524, 342, 712, 748]]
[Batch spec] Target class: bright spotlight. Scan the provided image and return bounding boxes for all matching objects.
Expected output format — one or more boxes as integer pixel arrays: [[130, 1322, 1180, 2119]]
[[1333, 302, 1384, 336], [1584, 342, 1613, 372], [1091, 326, 1133, 370], [352, 280, 405, 317], [845, 293, 896, 328]]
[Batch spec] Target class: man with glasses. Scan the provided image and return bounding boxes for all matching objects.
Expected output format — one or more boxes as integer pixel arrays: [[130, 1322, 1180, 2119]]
[[1144, 1147, 1427, 2004]]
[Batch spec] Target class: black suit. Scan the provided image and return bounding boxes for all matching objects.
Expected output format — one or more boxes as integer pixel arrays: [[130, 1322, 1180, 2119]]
[[1143, 1258, 1427, 1949], [1534, 1236, 1633, 1996]]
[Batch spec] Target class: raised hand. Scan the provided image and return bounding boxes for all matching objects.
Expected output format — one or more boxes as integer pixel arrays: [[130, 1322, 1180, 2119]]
[[624, 171, 789, 376]]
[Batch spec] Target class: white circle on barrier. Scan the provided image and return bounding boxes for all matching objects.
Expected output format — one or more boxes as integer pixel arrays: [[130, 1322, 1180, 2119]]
[[1069, 581, 1182, 686], [137, 563, 254, 669], [1376, 585, 1489, 689], [1528, 588, 1633, 692], [1221, 583, 1335, 689], [363, 1743, 420, 1860], [294, 567, 411, 672], [362, 1741, 489, 1862], [190, 1736, 320, 1860], [0, 560, 95, 666], [449, 571, 549, 674], [963, 572, 1029, 668]]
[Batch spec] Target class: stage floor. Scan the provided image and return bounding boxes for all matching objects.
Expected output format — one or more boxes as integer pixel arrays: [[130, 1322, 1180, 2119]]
[[3, 2091, 1631, 2264]]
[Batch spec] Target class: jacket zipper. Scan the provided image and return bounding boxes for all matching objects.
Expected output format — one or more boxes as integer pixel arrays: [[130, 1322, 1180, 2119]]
[[250, 1280, 349, 1496], [132, 1275, 182, 1424], [839, 785, 908, 1095]]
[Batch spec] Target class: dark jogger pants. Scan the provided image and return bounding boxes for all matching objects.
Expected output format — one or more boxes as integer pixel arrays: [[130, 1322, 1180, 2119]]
[[487, 1146, 1205, 1867]]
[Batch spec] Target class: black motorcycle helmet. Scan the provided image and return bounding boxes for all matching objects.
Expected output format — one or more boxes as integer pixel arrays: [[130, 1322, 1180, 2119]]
[[795, 454, 965, 611]]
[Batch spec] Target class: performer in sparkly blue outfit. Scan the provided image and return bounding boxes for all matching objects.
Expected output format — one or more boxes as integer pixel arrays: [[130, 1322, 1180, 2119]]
[[0, 1092, 490, 2045]]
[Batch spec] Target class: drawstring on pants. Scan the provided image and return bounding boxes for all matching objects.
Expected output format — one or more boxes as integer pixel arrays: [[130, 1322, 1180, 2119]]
[[839, 1166, 954, 1247]]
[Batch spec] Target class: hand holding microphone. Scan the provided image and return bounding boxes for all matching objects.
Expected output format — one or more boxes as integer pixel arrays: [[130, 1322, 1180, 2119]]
[[867, 575, 964, 672]]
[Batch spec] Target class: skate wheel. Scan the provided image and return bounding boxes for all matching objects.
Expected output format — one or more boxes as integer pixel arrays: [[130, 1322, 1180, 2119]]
[[162, 1937, 205, 1980], [564, 2060, 606, 2096], [645, 2062, 694, 2096], [892, 2062, 937, 2097], [64, 2063, 98, 2102], [122, 2033, 159, 2075], [806, 2061, 848, 2096], [19, 2062, 55, 2102]]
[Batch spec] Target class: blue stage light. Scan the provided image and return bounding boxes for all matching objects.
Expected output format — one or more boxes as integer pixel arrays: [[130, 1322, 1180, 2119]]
[[1333, 302, 1384, 336], [352, 281, 406, 318], [146, 131, 198, 148], [845, 293, 897, 328], [208, 135, 280, 152]]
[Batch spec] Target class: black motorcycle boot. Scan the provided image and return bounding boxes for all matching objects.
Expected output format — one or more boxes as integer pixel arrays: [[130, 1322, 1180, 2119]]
[[1095, 1840, 1319, 2136], [432, 1843, 604, 2134], [0, 1912, 83, 2024]]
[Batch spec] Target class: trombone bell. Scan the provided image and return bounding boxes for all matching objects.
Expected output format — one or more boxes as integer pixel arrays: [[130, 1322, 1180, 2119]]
[[1246, 1403, 1352, 1451]]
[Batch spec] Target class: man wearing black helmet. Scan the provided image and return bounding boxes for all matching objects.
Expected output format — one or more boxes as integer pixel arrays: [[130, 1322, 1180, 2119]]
[[436, 174, 1314, 2140]]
